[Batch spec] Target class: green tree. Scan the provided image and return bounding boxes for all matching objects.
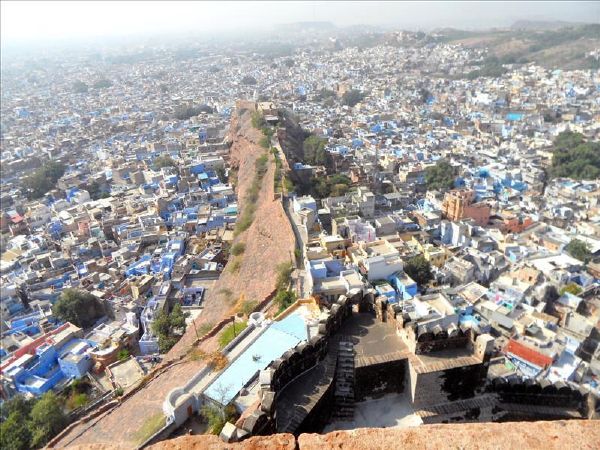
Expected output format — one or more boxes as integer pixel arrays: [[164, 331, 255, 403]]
[[0, 411, 32, 450], [153, 155, 177, 169], [418, 87, 433, 104], [52, 289, 105, 328], [93, 79, 112, 89], [201, 401, 237, 435], [241, 75, 257, 85], [311, 174, 352, 198], [404, 255, 433, 288], [215, 166, 227, 183], [218, 320, 248, 348], [315, 88, 336, 102], [550, 131, 600, 180], [73, 80, 88, 93], [152, 310, 174, 353], [230, 242, 245, 256], [0, 395, 34, 420], [330, 183, 350, 197], [169, 303, 187, 332], [251, 111, 266, 129], [86, 180, 108, 200], [565, 238, 592, 263], [275, 261, 294, 292], [241, 300, 258, 316], [29, 392, 68, 448], [425, 160, 458, 191], [303, 135, 328, 165], [151, 303, 189, 353], [274, 290, 297, 314], [22, 160, 66, 199], [174, 104, 213, 120], [341, 89, 364, 107], [117, 348, 130, 361], [559, 283, 583, 296]]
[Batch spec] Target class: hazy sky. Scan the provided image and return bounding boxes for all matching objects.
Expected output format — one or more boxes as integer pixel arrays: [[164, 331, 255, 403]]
[[2, 1, 599, 44]]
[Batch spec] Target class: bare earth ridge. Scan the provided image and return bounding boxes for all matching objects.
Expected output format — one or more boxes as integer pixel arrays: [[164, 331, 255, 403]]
[[51, 104, 295, 448]]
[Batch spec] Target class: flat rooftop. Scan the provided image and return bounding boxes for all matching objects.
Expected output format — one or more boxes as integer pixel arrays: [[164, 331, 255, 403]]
[[410, 347, 482, 374], [204, 311, 311, 405], [338, 313, 409, 368], [110, 358, 145, 389]]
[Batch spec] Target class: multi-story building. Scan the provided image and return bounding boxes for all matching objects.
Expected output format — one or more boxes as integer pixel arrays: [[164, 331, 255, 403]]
[[442, 189, 490, 226]]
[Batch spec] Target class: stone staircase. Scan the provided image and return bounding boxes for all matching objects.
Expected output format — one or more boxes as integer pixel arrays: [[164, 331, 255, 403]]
[[332, 340, 355, 422], [415, 394, 496, 420], [276, 346, 338, 434]]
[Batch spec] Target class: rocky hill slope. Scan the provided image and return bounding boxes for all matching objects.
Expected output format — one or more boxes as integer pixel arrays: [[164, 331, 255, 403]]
[[50, 102, 295, 448]]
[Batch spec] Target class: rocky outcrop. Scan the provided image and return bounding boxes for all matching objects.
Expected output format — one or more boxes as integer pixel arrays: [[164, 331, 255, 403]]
[[167, 103, 295, 358], [148, 432, 296, 450], [66, 420, 600, 449], [298, 420, 599, 449]]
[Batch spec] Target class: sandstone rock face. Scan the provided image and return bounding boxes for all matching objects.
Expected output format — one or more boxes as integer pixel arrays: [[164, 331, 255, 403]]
[[66, 421, 599, 450], [298, 420, 600, 450], [147, 432, 296, 450]]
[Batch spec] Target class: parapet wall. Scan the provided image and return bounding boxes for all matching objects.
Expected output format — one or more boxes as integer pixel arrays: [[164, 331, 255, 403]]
[[487, 377, 596, 418], [141, 420, 600, 450], [414, 329, 472, 355]]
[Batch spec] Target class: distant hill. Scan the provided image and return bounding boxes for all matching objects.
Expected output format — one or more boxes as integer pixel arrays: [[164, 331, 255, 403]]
[[439, 24, 600, 70], [510, 20, 588, 31]]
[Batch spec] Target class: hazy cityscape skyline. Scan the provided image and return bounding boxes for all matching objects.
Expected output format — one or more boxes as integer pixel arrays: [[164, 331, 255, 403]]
[[1, 1, 598, 449], [2, 1, 599, 46]]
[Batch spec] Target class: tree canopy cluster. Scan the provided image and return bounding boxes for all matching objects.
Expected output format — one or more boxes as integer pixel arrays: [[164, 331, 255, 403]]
[[418, 87, 433, 104], [174, 104, 213, 120], [201, 400, 237, 435], [466, 60, 508, 79], [52, 289, 106, 329], [303, 134, 328, 166], [73, 80, 89, 93], [311, 174, 352, 198], [273, 261, 296, 315], [403, 255, 434, 288], [93, 79, 112, 89], [22, 160, 66, 199], [550, 131, 600, 180], [241, 75, 257, 85], [87, 180, 110, 200], [251, 111, 267, 129], [151, 303, 189, 353], [153, 155, 177, 170], [425, 160, 458, 191], [341, 89, 365, 107], [565, 238, 592, 264], [559, 283, 583, 296], [0, 392, 68, 450], [315, 88, 336, 104]]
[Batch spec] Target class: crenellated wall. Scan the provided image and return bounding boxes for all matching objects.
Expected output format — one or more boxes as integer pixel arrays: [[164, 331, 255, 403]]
[[487, 377, 596, 419]]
